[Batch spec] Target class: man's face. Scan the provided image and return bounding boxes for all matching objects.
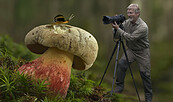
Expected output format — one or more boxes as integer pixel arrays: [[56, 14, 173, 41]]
[[127, 9, 139, 23]]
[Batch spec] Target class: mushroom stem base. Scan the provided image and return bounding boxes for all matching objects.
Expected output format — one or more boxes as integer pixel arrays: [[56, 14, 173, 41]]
[[18, 47, 74, 97]]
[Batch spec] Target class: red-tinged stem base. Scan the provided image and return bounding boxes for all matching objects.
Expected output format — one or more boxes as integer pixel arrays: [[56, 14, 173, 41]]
[[18, 47, 74, 97]]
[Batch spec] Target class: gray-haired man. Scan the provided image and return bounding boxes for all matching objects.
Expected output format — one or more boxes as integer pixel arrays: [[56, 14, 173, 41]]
[[112, 4, 152, 102]]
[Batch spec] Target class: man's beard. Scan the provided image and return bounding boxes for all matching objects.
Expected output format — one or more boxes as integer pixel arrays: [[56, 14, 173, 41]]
[[129, 17, 133, 22]]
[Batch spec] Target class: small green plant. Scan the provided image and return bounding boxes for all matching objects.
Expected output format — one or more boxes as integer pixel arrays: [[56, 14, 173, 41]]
[[15, 72, 33, 95], [41, 95, 64, 102], [32, 79, 49, 99], [68, 71, 95, 97], [17, 94, 38, 102], [0, 67, 16, 100]]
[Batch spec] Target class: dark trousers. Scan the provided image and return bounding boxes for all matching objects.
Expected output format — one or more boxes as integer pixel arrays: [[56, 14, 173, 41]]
[[115, 48, 152, 102]]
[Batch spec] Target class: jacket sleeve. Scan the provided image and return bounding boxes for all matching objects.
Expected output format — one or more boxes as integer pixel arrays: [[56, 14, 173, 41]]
[[116, 25, 148, 41]]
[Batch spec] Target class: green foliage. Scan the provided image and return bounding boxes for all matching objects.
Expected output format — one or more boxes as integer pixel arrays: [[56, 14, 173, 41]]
[[0, 35, 127, 101], [150, 41, 173, 101], [0, 51, 47, 101], [0, 67, 16, 100], [0, 34, 39, 61], [17, 94, 38, 102], [68, 71, 94, 97]]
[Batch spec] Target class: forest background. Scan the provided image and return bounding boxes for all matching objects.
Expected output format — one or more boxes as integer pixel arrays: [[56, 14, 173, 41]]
[[0, 0, 173, 102]]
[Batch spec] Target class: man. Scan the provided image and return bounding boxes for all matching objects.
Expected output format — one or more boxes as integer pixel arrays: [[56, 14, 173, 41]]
[[112, 4, 152, 102]]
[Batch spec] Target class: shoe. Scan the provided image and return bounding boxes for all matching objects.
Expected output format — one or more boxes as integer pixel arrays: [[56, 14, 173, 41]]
[[114, 86, 123, 93]]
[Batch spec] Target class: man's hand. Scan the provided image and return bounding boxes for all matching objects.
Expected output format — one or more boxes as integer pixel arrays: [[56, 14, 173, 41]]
[[112, 21, 119, 30]]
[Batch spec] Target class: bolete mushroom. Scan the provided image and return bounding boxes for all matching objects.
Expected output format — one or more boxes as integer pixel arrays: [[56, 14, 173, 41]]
[[18, 24, 98, 97]]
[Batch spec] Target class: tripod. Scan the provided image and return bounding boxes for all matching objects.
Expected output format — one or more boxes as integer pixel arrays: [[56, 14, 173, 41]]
[[99, 37, 141, 102]]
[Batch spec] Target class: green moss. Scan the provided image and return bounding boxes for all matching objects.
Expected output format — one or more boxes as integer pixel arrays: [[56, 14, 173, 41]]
[[0, 35, 132, 102]]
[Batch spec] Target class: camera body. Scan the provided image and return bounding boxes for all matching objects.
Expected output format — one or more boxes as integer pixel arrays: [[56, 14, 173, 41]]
[[102, 14, 126, 25]]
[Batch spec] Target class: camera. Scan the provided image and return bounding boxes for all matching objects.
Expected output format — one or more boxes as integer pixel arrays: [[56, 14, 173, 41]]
[[102, 14, 126, 25]]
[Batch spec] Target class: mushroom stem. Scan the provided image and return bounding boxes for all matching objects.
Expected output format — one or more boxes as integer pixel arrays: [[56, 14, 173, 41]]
[[18, 47, 74, 97]]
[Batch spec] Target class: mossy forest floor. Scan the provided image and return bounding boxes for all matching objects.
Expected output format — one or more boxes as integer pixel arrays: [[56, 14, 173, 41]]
[[0, 35, 137, 102]]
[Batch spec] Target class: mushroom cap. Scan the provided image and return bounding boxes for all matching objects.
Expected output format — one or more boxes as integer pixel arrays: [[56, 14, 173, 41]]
[[25, 24, 98, 70]]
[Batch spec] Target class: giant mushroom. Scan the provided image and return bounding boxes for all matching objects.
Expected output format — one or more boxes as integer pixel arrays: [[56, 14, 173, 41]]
[[18, 24, 98, 97]]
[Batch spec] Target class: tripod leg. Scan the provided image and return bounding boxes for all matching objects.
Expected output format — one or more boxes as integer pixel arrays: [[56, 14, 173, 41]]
[[99, 41, 119, 86], [121, 41, 141, 102], [111, 40, 121, 96]]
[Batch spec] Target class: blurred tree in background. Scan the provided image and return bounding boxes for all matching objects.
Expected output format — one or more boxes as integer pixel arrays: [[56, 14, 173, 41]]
[[0, 0, 173, 102]]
